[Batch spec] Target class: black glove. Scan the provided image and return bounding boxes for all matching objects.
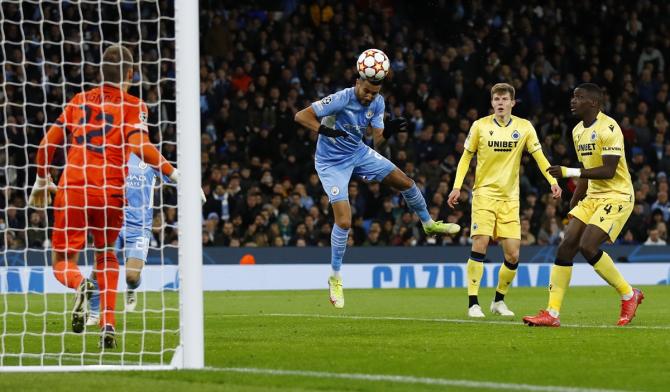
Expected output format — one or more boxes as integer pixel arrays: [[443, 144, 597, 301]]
[[318, 124, 348, 138], [383, 117, 408, 139]]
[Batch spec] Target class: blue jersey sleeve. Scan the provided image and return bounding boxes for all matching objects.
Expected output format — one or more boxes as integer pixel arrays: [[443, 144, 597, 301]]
[[311, 89, 350, 118], [370, 96, 385, 129]]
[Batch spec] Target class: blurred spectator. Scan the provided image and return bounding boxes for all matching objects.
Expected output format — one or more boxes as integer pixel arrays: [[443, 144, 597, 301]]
[[4, 0, 670, 248], [644, 228, 667, 246]]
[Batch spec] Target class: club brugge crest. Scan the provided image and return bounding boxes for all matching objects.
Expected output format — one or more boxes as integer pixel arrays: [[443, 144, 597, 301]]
[[366, 110, 373, 119], [591, 131, 597, 141], [331, 186, 340, 196], [512, 130, 520, 140]]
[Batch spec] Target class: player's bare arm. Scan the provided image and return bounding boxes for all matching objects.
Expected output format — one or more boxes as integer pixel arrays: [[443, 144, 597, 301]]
[[547, 155, 619, 180], [569, 177, 588, 210]]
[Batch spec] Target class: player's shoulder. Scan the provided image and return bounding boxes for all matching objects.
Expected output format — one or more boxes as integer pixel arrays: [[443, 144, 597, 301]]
[[372, 92, 385, 107], [473, 114, 494, 128], [121, 91, 144, 106], [512, 115, 534, 130], [316, 87, 352, 106], [597, 112, 621, 133]]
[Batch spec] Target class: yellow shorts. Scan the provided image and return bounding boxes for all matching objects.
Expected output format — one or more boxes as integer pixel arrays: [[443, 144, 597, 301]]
[[569, 197, 633, 242], [470, 195, 520, 240]]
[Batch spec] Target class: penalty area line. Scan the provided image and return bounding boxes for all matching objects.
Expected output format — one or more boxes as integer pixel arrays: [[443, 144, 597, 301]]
[[222, 312, 670, 330], [212, 366, 628, 392]]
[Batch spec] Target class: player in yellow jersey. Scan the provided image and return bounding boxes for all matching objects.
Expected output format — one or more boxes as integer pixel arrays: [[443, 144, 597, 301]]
[[448, 83, 562, 318], [523, 83, 644, 327]]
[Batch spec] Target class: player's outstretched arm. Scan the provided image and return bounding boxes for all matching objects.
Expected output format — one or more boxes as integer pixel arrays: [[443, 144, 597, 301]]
[[447, 149, 474, 208], [547, 155, 619, 180], [30, 119, 67, 207], [127, 131, 176, 179], [294, 106, 347, 138], [531, 150, 562, 199]]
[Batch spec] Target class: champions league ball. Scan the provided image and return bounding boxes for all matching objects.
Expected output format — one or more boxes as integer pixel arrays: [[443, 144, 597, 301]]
[[356, 48, 390, 82]]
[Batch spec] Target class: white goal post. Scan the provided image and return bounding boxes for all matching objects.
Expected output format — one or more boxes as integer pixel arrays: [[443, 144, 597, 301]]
[[0, 0, 203, 371]]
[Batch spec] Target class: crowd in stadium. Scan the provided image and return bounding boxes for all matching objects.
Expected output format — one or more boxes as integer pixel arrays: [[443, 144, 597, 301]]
[[2, 0, 670, 249]]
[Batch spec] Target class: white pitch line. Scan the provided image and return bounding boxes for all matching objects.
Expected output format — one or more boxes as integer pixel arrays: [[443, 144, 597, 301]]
[[223, 313, 670, 330], [213, 366, 629, 392]]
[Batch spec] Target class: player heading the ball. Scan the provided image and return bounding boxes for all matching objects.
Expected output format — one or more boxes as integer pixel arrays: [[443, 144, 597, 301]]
[[295, 48, 460, 309]]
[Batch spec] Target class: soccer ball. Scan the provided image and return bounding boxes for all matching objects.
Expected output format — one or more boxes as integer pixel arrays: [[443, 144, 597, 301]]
[[356, 48, 390, 82]]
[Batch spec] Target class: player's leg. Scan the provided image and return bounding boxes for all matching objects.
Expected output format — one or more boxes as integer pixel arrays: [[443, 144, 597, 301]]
[[465, 195, 497, 317], [491, 237, 520, 316], [328, 200, 351, 308], [316, 162, 353, 309], [523, 216, 586, 327], [51, 190, 95, 333], [90, 195, 124, 348], [382, 168, 460, 235], [123, 228, 151, 311], [51, 190, 86, 289], [356, 146, 459, 235], [578, 200, 642, 325], [490, 199, 521, 316], [467, 235, 489, 318], [86, 271, 100, 327]]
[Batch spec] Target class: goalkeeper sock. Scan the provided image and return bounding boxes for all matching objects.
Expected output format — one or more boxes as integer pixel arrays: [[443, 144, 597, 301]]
[[89, 278, 100, 316], [330, 223, 349, 274], [547, 258, 573, 316], [588, 250, 633, 299], [400, 184, 431, 224], [467, 252, 485, 306], [52, 259, 83, 289], [495, 260, 518, 301], [95, 251, 120, 328]]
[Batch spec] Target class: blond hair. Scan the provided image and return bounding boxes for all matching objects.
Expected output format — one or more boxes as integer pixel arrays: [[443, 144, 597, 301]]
[[490, 83, 515, 100]]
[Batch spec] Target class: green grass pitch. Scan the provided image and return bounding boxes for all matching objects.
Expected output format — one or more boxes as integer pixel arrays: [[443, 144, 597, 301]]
[[1, 286, 669, 391]]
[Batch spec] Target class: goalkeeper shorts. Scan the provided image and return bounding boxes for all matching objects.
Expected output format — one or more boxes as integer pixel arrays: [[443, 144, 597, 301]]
[[52, 189, 124, 252]]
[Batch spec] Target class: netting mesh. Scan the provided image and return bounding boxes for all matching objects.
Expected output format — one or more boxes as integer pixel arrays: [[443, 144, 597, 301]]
[[1, 0, 180, 367]]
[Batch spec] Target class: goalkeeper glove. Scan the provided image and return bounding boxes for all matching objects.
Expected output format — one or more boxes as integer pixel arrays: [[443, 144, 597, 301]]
[[168, 169, 207, 205], [28, 175, 57, 208], [318, 124, 348, 138], [382, 117, 408, 139]]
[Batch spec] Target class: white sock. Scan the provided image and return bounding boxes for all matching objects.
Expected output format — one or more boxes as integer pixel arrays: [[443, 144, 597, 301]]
[[548, 308, 559, 318], [332, 270, 342, 279], [621, 291, 634, 301]]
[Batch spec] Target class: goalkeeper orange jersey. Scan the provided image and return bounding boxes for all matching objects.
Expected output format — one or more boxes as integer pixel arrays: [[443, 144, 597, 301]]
[[36, 84, 174, 197]]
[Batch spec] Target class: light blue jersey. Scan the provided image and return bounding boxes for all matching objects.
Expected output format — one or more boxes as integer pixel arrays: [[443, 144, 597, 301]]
[[311, 87, 385, 166], [124, 152, 163, 229], [310, 87, 395, 203], [116, 153, 167, 261]]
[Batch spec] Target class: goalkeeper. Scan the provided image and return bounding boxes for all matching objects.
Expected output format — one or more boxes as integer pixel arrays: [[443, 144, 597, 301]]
[[29, 45, 179, 349]]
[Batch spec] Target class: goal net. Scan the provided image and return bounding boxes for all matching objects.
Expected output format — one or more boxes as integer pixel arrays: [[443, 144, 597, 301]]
[[0, 0, 202, 370]]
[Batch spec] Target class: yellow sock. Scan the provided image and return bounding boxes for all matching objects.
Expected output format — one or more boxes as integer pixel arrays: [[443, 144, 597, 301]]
[[467, 259, 484, 296], [592, 251, 633, 296], [496, 262, 518, 296], [548, 265, 572, 313]]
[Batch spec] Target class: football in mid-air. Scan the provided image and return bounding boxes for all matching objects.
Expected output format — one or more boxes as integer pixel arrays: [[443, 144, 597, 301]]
[[356, 48, 390, 82]]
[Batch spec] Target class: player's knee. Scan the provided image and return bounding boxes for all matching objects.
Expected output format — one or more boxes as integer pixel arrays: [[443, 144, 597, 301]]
[[335, 219, 351, 230], [126, 270, 141, 286], [578, 242, 599, 261], [399, 177, 414, 191], [504, 251, 519, 264]]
